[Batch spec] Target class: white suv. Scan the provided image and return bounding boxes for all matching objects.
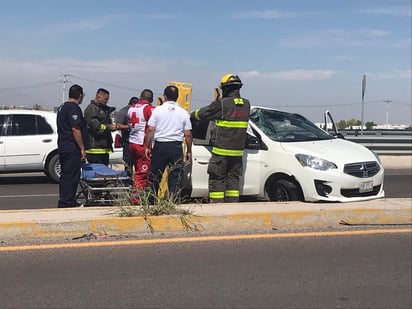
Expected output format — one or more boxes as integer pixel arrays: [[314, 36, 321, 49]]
[[0, 109, 61, 182], [0, 109, 123, 183]]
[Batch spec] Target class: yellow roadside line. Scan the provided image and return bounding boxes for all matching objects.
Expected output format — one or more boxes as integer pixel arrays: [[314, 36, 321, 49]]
[[1, 228, 411, 252]]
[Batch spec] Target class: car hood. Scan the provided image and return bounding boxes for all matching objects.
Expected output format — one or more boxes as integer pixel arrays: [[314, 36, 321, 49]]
[[280, 138, 378, 165]]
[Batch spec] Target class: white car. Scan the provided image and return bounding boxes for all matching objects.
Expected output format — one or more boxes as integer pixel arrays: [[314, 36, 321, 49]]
[[187, 106, 384, 202], [0, 109, 123, 183]]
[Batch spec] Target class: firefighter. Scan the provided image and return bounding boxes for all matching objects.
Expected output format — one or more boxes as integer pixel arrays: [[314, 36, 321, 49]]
[[191, 74, 251, 203], [84, 88, 117, 166]]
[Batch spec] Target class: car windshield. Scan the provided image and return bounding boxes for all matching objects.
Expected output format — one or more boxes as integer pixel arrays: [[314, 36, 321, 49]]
[[250, 108, 334, 142]]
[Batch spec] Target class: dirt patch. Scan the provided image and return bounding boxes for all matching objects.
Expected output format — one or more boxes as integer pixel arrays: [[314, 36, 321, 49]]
[[380, 156, 411, 169]]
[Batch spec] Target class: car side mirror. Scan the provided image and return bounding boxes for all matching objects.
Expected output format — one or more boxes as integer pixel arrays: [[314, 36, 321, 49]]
[[245, 134, 261, 150], [334, 133, 345, 139]]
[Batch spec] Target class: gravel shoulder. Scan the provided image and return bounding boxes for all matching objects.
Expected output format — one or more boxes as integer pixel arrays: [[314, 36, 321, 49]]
[[380, 155, 411, 169]]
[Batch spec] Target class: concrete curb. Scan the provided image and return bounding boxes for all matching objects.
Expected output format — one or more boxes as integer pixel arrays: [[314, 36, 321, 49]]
[[0, 198, 411, 239]]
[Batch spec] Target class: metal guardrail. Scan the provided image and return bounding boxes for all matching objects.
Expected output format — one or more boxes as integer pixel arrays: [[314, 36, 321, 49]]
[[338, 130, 412, 155]]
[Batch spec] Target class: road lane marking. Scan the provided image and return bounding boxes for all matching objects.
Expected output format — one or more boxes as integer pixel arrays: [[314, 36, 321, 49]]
[[0, 194, 58, 198], [1, 229, 411, 252]]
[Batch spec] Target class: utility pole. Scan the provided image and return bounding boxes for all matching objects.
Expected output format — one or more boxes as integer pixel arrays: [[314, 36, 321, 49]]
[[361, 75, 366, 135], [383, 100, 391, 128], [59, 73, 71, 103]]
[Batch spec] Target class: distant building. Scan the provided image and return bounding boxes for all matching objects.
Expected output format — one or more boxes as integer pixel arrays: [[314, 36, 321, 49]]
[[0, 105, 54, 112], [375, 124, 410, 130], [314, 122, 410, 130]]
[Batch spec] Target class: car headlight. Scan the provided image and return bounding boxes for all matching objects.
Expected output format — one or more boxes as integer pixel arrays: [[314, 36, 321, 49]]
[[295, 154, 337, 171]]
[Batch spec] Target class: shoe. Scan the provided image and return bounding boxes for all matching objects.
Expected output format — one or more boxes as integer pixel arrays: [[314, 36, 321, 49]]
[[57, 204, 72, 208], [57, 201, 83, 208]]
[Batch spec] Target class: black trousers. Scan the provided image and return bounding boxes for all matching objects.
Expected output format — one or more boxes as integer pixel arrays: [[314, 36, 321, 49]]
[[149, 141, 184, 200], [58, 152, 81, 208], [207, 154, 243, 203], [86, 153, 110, 166]]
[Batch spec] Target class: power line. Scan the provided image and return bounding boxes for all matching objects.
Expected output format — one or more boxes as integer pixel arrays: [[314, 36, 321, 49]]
[[71, 74, 213, 102], [269, 100, 385, 108], [66, 74, 411, 109], [70, 75, 139, 92], [390, 100, 411, 107], [0, 81, 57, 92]]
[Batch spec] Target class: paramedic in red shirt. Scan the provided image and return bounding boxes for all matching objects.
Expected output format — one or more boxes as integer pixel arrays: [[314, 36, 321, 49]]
[[128, 89, 155, 190]]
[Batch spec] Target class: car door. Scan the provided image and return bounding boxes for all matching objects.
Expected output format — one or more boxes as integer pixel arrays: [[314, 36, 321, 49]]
[[190, 120, 214, 197], [190, 120, 263, 198], [0, 115, 6, 171], [4, 114, 54, 171], [239, 125, 263, 196]]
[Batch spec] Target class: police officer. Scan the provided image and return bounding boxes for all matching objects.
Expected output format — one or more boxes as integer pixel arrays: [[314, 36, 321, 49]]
[[191, 74, 251, 203], [57, 84, 89, 208]]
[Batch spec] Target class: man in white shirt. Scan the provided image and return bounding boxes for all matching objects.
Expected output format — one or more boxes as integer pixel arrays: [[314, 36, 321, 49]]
[[144, 85, 192, 202]]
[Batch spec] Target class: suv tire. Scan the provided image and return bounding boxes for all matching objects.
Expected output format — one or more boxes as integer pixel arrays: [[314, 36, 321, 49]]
[[47, 154, 60, 183]]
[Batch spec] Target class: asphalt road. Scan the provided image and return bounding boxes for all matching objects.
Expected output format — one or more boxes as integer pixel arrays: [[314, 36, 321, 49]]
[[0, 168, 410, 210], [0, 230, 410, 308]]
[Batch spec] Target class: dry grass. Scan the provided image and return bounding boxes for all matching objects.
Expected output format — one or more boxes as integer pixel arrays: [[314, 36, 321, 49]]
[[116, 188, 199, 233]]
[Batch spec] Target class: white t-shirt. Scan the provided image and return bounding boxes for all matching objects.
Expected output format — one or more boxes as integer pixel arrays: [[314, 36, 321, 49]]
[[128, 102, 152, 145], [148, 101, 192, 142]]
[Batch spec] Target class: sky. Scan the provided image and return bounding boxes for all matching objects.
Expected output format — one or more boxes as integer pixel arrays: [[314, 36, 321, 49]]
[[0, 0, 411, 125]]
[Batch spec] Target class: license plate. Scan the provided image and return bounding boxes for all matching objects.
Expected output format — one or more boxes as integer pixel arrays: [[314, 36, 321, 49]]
[[359, 181, 373, 193]]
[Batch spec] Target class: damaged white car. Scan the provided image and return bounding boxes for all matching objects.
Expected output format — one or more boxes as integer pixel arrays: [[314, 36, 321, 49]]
[[185, 106, 384, 202]]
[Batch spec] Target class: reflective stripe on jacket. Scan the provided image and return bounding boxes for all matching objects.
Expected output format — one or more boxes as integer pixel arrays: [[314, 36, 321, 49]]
[[193, 92, 250, 156], [84, 101, 115, 152]]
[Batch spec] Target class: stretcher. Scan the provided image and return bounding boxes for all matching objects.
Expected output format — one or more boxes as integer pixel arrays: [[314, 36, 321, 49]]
[[76, 163, 132, 206]]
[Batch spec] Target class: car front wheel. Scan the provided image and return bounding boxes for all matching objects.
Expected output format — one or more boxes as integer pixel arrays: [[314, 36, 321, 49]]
[[267, 179, 303, 202], [46, 154, 60, 183]]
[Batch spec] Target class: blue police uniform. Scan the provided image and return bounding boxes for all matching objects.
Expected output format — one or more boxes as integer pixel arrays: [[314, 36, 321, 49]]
[[57, 101, 89, 208]]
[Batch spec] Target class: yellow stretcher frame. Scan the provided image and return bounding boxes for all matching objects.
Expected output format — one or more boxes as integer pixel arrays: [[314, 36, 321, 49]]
[[157, 81, 192, 199]]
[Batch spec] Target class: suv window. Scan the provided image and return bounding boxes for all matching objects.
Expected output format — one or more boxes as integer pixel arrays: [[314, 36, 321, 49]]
[[37, 115, 54, 134], [4, 114, 53, 136], [11, 115, 36, 135], [0, 115, 5, 136]]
